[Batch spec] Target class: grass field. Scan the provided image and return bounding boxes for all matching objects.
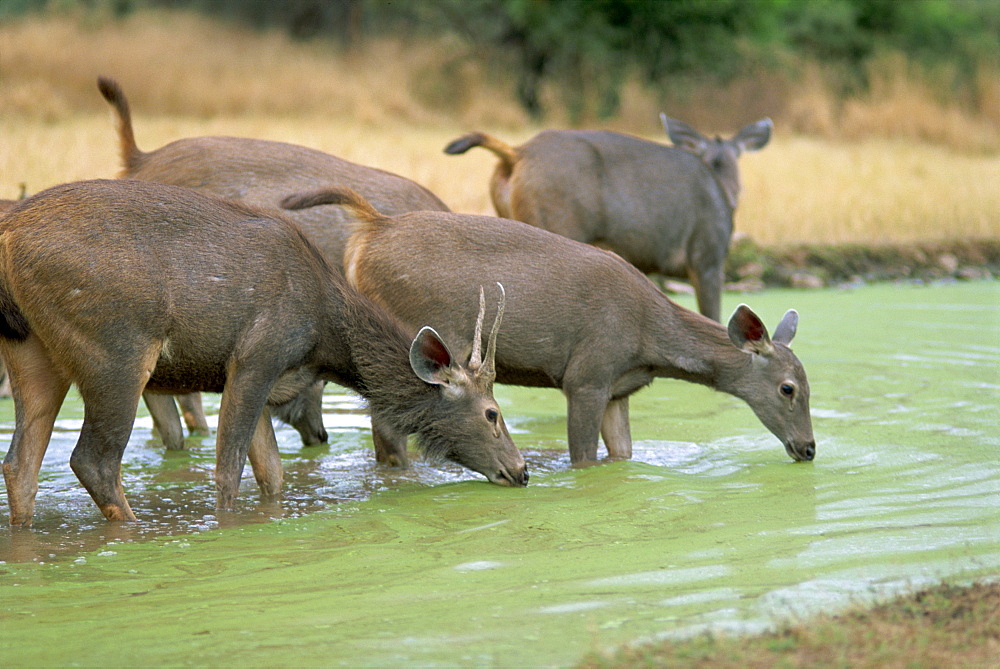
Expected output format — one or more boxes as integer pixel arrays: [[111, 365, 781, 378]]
[[581, 581, 1000, 668], [3, 114, 998, 247]]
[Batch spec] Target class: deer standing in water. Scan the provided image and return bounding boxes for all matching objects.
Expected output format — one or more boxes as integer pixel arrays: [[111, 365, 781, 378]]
[[282, 187, 815, 466], [97, 76, 453, 449], [0, 179, 526, 526]]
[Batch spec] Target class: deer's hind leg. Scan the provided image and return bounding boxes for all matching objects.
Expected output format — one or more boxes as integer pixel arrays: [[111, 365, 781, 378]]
[[143, 391, 186, 450], [70, 345, 161, 522], [1, 336, 71, 526], [687, 263, 723, 323], [144, 392, 211, 450], [247, 407, 283, 499], [177, 392, 210, 436]]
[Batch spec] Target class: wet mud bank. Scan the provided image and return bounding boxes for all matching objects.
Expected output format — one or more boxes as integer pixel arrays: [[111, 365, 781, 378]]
[[721, 236, 1000, 291]]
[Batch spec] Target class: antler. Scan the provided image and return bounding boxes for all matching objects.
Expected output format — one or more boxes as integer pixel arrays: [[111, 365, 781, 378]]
[[482, 283, 505, 381], [468, 283, 505, 381], [469, 286, 487, 371]]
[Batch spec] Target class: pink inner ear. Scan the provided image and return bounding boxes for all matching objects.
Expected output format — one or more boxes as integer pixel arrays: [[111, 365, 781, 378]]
[[739, 311, 766, 341], [419, 333, 452, 369]]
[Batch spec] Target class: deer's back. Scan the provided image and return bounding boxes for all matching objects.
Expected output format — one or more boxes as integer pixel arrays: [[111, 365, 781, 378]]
[[130, 136, 446, 209], [0, 180, 343, 391], [352, 212, 666, 388], [127, 136, 450, 271], [507, 130, 732, 275]]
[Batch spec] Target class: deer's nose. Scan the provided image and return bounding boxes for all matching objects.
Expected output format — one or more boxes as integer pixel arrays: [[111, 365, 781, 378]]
[[786, 440, 815, 462], [510, 465, 529, 486], [799, 441, 816, 461], [496, 465, 529, 487]]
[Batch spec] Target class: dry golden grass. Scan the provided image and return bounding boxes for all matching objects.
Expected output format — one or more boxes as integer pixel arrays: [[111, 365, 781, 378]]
[[785, 55, 1000, 154], [5, 11, 997, 146], [4, 113, 996, 247], [0, 10, 528, 126], [739, 135, 1000, 245], [1, 10, 998, 246]]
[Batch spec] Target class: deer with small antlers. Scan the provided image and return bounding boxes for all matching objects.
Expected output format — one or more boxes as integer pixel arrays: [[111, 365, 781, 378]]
[[0, 179, 526, 525]]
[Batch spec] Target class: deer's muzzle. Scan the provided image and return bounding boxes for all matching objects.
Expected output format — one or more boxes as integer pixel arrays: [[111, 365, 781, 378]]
[[493, 464, 529, 487], [786, 440, 816, 462]]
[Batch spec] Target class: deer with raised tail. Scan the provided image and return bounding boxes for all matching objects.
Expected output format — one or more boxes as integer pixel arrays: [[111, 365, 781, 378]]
[[443, 114, 772, 322]]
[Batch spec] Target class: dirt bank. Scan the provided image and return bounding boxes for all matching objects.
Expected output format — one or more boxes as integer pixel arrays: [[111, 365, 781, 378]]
[[581, 580, 1000, 668], [720, 236, 999, 292]]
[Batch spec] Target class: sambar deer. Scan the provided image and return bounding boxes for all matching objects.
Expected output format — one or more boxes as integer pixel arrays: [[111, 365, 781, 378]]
[[282, 188, 815, 466], [0, 198, 24, 398], [2, 179, 223, 447], [443, 114, 772, 322], [97, 75, 452, 449], [0, 179, 526, 526]]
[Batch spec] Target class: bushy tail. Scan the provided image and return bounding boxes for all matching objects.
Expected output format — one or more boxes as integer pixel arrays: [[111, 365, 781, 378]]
[[96, 76, 144, 174], [443, 132, 519, 175]]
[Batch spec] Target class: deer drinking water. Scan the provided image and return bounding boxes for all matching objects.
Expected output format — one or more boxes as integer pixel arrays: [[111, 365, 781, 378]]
[[443, 114, 772, 322], [97, 75, 453, 449], [282, 187, 815, 466], [0, 179, 526, 526]]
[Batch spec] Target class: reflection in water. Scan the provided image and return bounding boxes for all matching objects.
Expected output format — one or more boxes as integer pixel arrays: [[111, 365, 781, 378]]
[[0, 394, 558, 562], [0, 391, 576, 563], [1, 282, 999, 667]]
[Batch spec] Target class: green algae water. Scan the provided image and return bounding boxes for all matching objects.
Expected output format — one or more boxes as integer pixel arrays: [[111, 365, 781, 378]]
[[2, 281, 998, 666]]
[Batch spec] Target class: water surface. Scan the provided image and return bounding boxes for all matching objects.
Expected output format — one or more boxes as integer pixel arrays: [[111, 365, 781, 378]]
[[2, 281, 997, 666]]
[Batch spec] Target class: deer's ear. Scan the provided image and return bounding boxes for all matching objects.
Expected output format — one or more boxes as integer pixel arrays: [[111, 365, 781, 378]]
[[661, 113, 707, 155], [728, 304, 773, 355], [772, 309, 798, 346], [410, 327, 457, 385], [732, 118, 773, 153]]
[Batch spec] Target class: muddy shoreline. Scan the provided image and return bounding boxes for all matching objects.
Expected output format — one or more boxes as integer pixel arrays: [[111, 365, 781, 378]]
[[719, 235, 999, 292]]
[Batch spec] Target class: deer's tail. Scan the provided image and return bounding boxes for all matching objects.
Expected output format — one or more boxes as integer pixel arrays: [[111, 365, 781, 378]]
[[97, 76, 144, 174], [0, 279, 30, 341], [280, 187, 384, 223], [444, 132, 519, 175]]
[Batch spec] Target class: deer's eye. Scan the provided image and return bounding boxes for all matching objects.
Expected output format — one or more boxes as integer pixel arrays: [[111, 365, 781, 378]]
[[485, 408, 499, 424], [780, 383, 795, 397]]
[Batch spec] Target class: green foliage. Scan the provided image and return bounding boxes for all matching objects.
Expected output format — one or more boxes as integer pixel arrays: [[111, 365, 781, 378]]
[[0, 0, 55, 19]]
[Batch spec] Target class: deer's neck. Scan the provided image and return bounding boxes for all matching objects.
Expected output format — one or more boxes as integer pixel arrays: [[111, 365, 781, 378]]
[[318, 281, 438, 422], [648, 300, 749, 395]]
